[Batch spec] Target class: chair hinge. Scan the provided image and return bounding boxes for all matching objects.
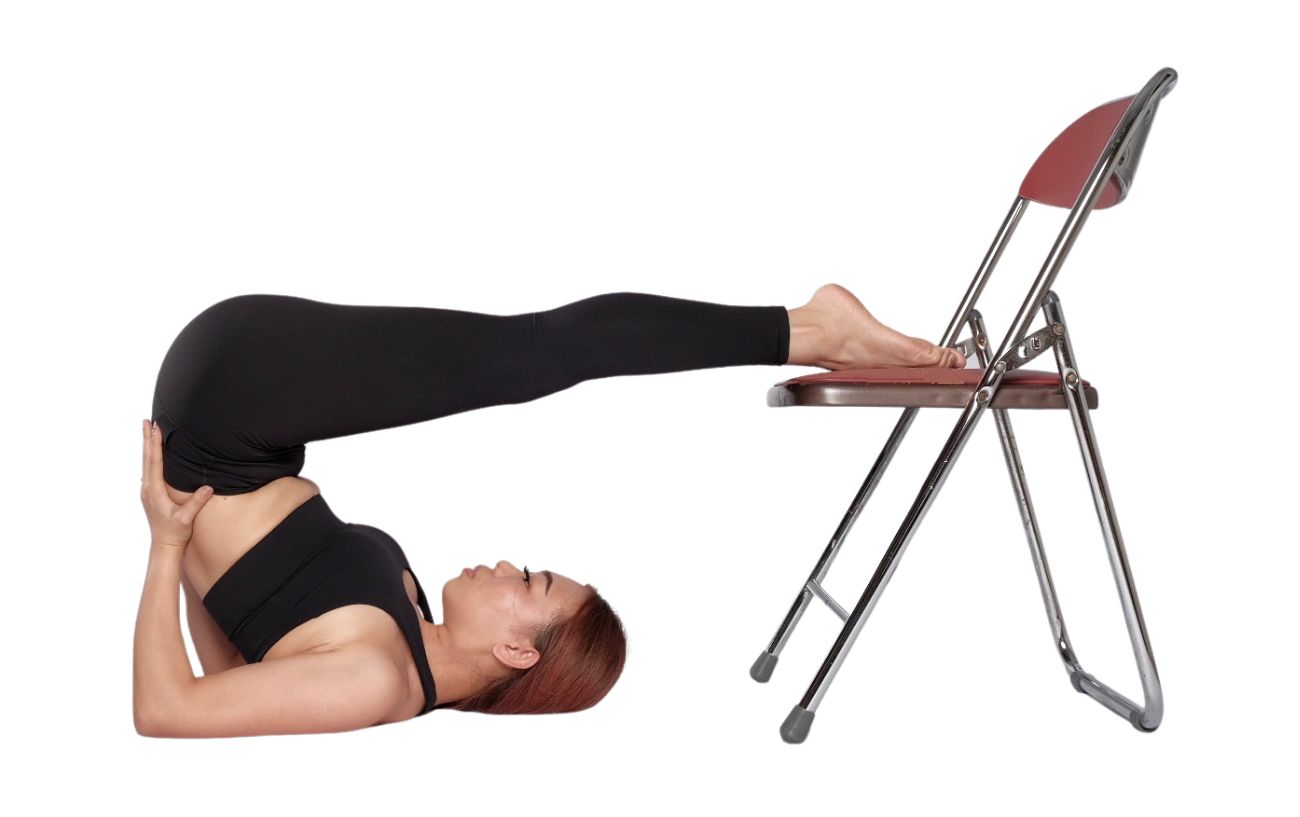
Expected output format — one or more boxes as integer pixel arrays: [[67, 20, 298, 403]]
[[953, 337, 979, 359], [992, 322, 1065, 373]]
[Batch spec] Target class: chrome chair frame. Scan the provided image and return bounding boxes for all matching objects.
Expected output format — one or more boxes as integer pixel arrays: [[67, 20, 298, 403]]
[[751, 68, 1176, 743]]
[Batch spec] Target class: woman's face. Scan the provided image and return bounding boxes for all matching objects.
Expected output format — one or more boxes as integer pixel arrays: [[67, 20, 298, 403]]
[[441, 559, 591, 670]]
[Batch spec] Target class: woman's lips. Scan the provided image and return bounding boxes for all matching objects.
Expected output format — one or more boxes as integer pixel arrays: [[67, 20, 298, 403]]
[[463, 566, 478, 578]]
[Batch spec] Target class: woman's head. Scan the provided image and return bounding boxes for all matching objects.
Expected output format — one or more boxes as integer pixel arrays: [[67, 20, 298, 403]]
[[440, 560, 626, 714]]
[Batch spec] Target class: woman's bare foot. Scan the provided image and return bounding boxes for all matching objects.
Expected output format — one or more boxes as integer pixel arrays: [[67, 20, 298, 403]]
[[787, 283, 966, 370]]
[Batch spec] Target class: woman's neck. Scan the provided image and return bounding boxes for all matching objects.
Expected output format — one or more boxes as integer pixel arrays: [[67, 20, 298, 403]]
[[421, 619, 496, 707]]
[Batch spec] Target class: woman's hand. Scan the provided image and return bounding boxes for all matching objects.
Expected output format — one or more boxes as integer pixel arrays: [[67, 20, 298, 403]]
[[141, 419, 215, 549]]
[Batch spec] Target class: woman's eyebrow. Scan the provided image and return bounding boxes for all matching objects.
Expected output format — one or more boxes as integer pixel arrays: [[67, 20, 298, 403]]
[[544, 570, 553, 595]]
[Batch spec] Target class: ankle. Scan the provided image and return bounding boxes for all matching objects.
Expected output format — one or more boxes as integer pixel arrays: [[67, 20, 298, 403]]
[[786, 305, 832, 367]]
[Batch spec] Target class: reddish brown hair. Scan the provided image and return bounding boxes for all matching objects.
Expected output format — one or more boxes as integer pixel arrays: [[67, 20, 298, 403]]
[[446, 585, 626, 715]]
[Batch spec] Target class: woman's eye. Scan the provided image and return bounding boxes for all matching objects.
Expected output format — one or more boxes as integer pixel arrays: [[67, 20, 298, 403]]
[[522, 566, 531, 587]]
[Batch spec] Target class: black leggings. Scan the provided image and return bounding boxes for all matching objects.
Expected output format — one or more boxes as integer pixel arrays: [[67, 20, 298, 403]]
[[150, 292, 791, 495]]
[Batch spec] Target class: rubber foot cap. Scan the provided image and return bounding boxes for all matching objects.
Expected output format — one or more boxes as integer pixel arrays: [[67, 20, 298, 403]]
[[780, 706, 814, 744], [750, 651, 778, 683]]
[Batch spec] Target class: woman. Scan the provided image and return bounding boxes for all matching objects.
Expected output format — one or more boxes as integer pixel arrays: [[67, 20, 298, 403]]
[[133, 284, 965, 738]]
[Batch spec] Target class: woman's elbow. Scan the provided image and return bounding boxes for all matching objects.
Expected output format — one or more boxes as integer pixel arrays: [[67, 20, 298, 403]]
[[135, 702, 181, 738], [135, 707, 164, 737]]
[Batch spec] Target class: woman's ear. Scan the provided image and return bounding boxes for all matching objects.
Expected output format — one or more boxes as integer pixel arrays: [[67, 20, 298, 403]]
[[492, 640, 540, 671]]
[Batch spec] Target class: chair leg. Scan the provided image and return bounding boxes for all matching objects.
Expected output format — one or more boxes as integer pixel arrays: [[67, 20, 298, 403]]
[[967, 311, 1092, 708], [780, 394, 990, 743], [750, 407, 920, 682], [1041, 291, 1164, 731]]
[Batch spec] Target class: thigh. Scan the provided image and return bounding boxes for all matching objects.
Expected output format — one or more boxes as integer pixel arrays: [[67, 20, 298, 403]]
[[152, 293, 539, 453]]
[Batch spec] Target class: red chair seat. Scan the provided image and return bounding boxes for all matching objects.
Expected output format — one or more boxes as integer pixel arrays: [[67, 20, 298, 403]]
[[768, 367, 1096, 410]]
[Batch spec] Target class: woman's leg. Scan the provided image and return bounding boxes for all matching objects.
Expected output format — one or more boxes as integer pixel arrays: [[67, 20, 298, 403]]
[[151, 291, 791, 494]]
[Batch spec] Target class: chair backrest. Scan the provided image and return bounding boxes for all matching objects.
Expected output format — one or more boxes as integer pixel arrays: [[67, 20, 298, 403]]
[[938, 68, 1178, 363], [1019, 69, 1177, 210]]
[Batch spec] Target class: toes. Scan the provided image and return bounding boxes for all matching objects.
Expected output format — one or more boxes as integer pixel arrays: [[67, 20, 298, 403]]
[[906, 337, 945, 367], [907, 339, 967, 368], [933, 345, 966, 368]]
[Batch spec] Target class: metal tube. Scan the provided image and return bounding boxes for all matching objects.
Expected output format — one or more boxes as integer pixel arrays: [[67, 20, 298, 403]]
[[938, 197, 1028, 347], [798, 395, 988, 716], [967, 310, 1083, 676], [1043, 292, 1163, 731], [805, 580, 849, 622], [757, 407, 917, 666]]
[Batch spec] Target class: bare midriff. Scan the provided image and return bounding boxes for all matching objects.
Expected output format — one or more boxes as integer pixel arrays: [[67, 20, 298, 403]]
[[167, 475, 324, 600], [167, 475, 429, 711]]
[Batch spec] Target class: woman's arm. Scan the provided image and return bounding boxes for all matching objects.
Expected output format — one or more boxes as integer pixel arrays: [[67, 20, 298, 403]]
[[180, 569, 247, 675], [133, 420, 409, 737], [133, 542, 196, 734], [134, 541, 407, 738]]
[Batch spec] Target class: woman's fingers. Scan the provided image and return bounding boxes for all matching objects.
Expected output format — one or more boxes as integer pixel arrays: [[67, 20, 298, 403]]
[[178, 486, 216, 524], [141, 419, 151, 480], [139, 417, 211, 548], [142, 419, 165, 496]]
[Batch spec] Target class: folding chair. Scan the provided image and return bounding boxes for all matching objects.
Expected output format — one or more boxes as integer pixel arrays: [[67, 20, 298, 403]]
[[751, 68, 1175, 743]]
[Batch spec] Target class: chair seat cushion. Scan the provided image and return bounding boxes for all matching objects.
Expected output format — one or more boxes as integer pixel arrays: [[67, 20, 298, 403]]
[[768, 367, 1097, 410]]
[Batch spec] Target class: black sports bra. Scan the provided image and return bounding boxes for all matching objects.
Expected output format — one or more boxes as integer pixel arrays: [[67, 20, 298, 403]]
[[201, 494, 439, 716]]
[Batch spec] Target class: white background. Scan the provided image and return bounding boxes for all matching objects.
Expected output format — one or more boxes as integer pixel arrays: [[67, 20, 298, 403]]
[[2, 1, 1294, 814]]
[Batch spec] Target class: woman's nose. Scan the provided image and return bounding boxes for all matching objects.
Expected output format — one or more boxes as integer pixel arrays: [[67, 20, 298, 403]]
[[494, 559, 517, 575]]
